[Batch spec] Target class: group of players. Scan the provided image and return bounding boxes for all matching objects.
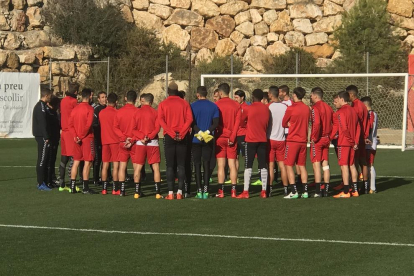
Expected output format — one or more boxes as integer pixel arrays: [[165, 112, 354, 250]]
[[32, 80, 378, 199]]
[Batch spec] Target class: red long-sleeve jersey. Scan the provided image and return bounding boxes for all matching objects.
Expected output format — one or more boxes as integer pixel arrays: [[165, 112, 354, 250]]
[[330, 104, 360, 147], [245, 102, 270, 143], [310, 100, 333, 143], [113, 103, 137, 142], [215, 97, 241, 143], [237, 102, 249, 136], [99, 106, 118, 145], [158, 96, 193, 139], [60, 95, 77, 131], [352, 98, 370, 140], [69, 102, 94, 140], [132, 105, 160, 141], [282, 101, 310, 143]]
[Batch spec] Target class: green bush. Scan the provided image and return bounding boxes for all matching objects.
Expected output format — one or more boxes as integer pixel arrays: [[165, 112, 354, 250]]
[[44, 0, 131, 58], [332, 0, 408, 73], [263, 48, 319, 74]]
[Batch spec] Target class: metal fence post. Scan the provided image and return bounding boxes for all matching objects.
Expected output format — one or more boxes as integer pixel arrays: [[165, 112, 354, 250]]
[[295, 52, 299, 87], [230, 55, 234, 99], [165, 55, 169, 97], [107, 57, 110, 93], [49, 58, 52, 91], [366, 52, 369, 96]]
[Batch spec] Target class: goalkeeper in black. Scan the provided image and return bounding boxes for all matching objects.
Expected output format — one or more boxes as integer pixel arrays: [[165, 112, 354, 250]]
[[191, 86, 219, 199]]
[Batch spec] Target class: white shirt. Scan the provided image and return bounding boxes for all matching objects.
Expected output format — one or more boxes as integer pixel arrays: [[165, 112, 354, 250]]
[[366, 110, 378, 150], [282, 99, 292, 134], [268, 102, 287, 141]]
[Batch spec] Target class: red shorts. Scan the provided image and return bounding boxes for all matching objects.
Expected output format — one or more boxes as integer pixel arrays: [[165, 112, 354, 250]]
[[284, 142, 307, 166], [102, 144, 119, 163], [310, 137, 330, 163], [134, 145, 161, 165], [366, 149, 376, 165], [268, 140, 285, 162], [118, 143, 136, 163], [337, 146, 355, 166], [73, 137, 95, 161], [215, 137, 237, 159], [61, 130, 74, 157]]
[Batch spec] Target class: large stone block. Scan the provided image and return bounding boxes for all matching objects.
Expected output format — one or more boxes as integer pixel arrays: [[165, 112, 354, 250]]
[[23, 30, 51, 48], [250, 0, 286, 10], [12, 0, 26, 10], [289, 3, 322, 19], [163, 24, 190, 50], [284, 31, 305, 47], [206, 15, 236, 38], [323, 0, 344, 16], [164, 9, 204, 27], [148, 4, 173, 19], [292, 18, 313, 34], [387, 0, 414, 18], [236, 21, 254, 37], [243, 46, 267, 71], [305, 32, 328, 46], [192, 0, 220, 18], [133, 10, 164, 32], [132, 0, 149, 10], [190, 27, 218, 50], [215, 38, 236, 56], [234, 11, 251, 25], [27, 6, 43, 29], [7, 52, 20, 69], [267, 41, 289, 56], [0, 13, 10, 31], [4, 33, 21, 50], [170, 0, 190, 8], [304, 43, 334, 58], [10, 10, 26, 32], [236, 38, 250, 55], [195, 47, 213, 65], [263, 10, 277, 25], [269, 10, 292, 32], [220, 1, 249, 16], [254, 21, 269, 36], [312, 15, 342, 33]]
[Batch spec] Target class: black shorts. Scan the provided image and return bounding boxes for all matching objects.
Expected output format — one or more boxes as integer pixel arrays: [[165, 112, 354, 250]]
[[237, 135, 246, 157]]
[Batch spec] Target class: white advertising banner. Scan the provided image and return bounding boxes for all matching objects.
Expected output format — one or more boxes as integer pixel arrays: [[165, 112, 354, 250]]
[[0, 73, 40, 138]]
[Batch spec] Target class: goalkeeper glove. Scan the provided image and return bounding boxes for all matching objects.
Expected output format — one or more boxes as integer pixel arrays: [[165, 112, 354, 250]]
[[201, 130, 214, 143], [195, 131, 203, 141]]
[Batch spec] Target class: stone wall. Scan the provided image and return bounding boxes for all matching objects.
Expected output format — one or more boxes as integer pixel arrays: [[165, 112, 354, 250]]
[[0, 0, 414, 93]]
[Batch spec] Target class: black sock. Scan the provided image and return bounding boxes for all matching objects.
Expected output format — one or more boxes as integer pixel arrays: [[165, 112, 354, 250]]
[[303, 183, 308, 193], [325, 183, 329, 193], [231, 184, 236, 191], [352, 182, 358, 192], [284, 186, 288, 195], [219, 183, 224, 191], [364, 181, 368, 191], [135, 183, 141, 194], [269, 184, 273, 195], [316, 183, 321, 193], [344, 185, 349, 194], [155, 182, 161, 194], [83, 180, 89, 191], [203, 185, 208, 193], [121, 182, 125, 192], [197, 188, 202, 193], [113, 181, 117, 191], [290, 184, 297, 194], [70, 179, 76, 190], [59, 179, 65, 188], [103, 181, 108, 191], [296, 175, 302, 185]]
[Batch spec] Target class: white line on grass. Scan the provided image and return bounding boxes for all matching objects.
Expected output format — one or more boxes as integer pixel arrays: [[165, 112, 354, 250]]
[[0, 224, 413, 248]]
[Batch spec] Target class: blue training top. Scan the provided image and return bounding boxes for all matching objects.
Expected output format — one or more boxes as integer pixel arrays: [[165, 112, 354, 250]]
[[191, 99, 219, 144]]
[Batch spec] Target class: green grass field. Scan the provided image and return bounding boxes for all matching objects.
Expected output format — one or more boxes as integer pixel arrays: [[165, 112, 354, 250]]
[[1, 139, 414, 276]]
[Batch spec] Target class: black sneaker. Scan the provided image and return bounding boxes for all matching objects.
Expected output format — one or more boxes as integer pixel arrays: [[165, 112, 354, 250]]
[[82, 189, 96, 195], [120, 190, 126, 197]]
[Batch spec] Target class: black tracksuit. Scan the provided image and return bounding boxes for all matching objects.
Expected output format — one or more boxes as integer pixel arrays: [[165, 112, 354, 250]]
[[92, 103, 106, 183], [32, 100, 51, 185], [46, 107, 60, 185]]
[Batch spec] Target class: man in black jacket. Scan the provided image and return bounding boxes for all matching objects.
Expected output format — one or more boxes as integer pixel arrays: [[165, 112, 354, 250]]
[[32, 86, 53, 191], [92, 91, 107, 185], [46, 95, 61, 188]]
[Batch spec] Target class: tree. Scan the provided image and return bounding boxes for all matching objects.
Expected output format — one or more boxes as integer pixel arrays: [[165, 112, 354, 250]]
[[333, 0, 407, 73], [263, 48, 319, 74]]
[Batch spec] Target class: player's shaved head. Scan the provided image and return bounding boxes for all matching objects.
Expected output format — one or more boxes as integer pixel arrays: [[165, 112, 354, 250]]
[[268, 86, 279, 98], [279, 85, 289, 94], [126, 90, 137, 103], [337, 90, 350, 102], [293, 87, 306, 100], [142, 93, 154, 104], [197, 86, 208, 98], [81, 88, 93, 99], [107, 93, 118, 104], [40, 85, 52, 98], [218, 83, 230, 95], [361, 96, 372, 107], [346, 85, 358, 96], [252, 89, 264, 102], [311, 87, 324, 99]]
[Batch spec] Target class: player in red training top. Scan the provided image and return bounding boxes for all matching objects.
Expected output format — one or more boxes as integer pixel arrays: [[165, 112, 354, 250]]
[[331, 91, 361, 198], [158, 82, 193, 200], [234, 90, 249, 178], [113, 90, 138, 196], [132, 93, 162, 199], [309, 87, 333, 197], [68, 88, 95, 194], [58, 82, 79, 191], [282, 87, 310, 199], [261, 92, 270, 106], [215, 83, 241, 198], [209, 88, 221, 180], [99, 93, 120, 195], [347, 85, 371, 193], [236, 89, 270, 199]]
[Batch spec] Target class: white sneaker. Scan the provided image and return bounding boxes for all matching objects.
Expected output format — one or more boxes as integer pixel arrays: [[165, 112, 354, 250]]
[[284, 192, 299, 199], [301, 192, 309, 199]]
